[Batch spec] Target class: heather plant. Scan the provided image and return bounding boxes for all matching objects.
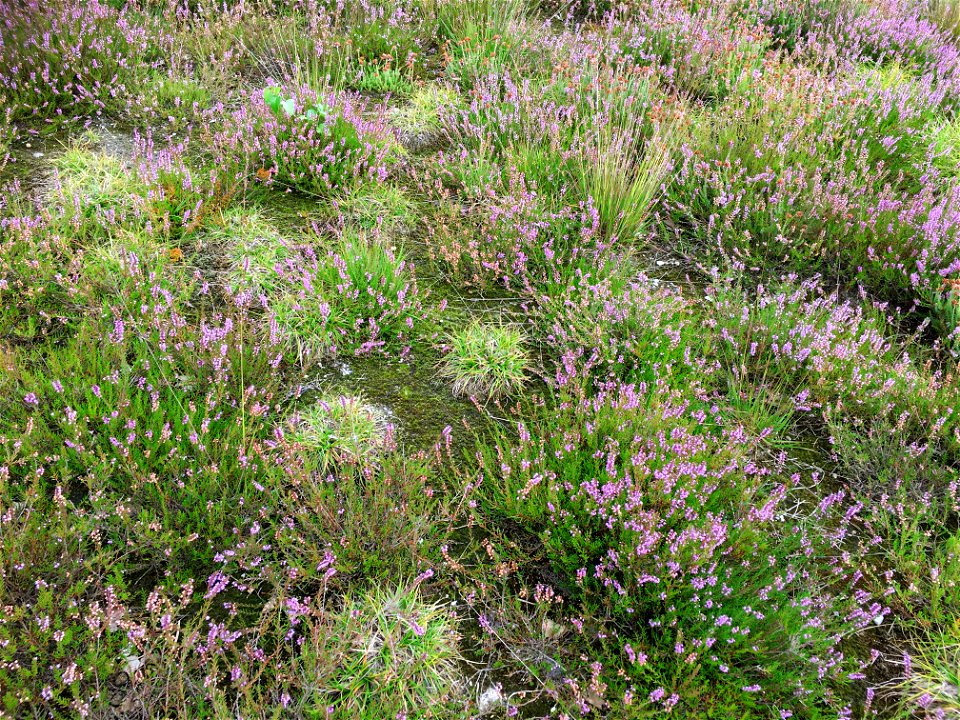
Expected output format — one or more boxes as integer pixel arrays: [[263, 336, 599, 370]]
[[0, 182, 150, 342], [10, 0, 960, 716], [0, 486, 130, 716], [928, 280, 960, 353], [441, 70, 566, 163], [47, 140, 227, 255], [847, 61, 946, 183], [317, 0, 429, 89], [423, 173, 603, 290], [139, 71, 211, 125], [0, 0, 153, 121], [270, 443, 450, 582], [0, 300, 285, 570], [665, 62, 845, 263], [212, 85, 392, 197], [669, 57, 960, 312], [532, 266, 703, 388], [131, 135, 240, 241], [80, 231, 174, 301], [771, 0, 960, 91], [439, 320, 530, 399], [474, 378, 876, 715], [707, 279, 959, 445], [0, 105, 13, 166], [622, 1, 770, 103], [747, 0, 846, 54]]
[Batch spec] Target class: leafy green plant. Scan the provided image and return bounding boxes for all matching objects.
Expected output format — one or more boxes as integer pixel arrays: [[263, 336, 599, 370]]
[[263, 85, 330, 122], [439, 320, 530, 399]]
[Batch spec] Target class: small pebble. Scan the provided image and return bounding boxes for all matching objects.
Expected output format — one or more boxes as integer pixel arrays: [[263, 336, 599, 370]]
[[477, 686, 504, 716]]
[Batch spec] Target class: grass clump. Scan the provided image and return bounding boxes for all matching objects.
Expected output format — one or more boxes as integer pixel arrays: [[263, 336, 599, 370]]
[[334, 183, 418, 234], [439, 320, 530, 399], [928, 0, 960, 37], [437, 0, 533, 84], [390, 84, 460, 147], [287, 393, 391, 473], [272, 232, 427, 360], [897, 629, 960, 717], [49, 141, 142, 238], [299, 585, 463, 719], [436, 0, 528, 45], [932, 116, 960, 179], [208, 207, 293, 295], [581, 115, 682, 242]]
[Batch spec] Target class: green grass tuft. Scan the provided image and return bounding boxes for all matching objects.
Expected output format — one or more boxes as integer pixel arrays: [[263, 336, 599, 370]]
[[439, 320, 530, 399], [299, 584, 463, 719], [288, 393, 391, 473]]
